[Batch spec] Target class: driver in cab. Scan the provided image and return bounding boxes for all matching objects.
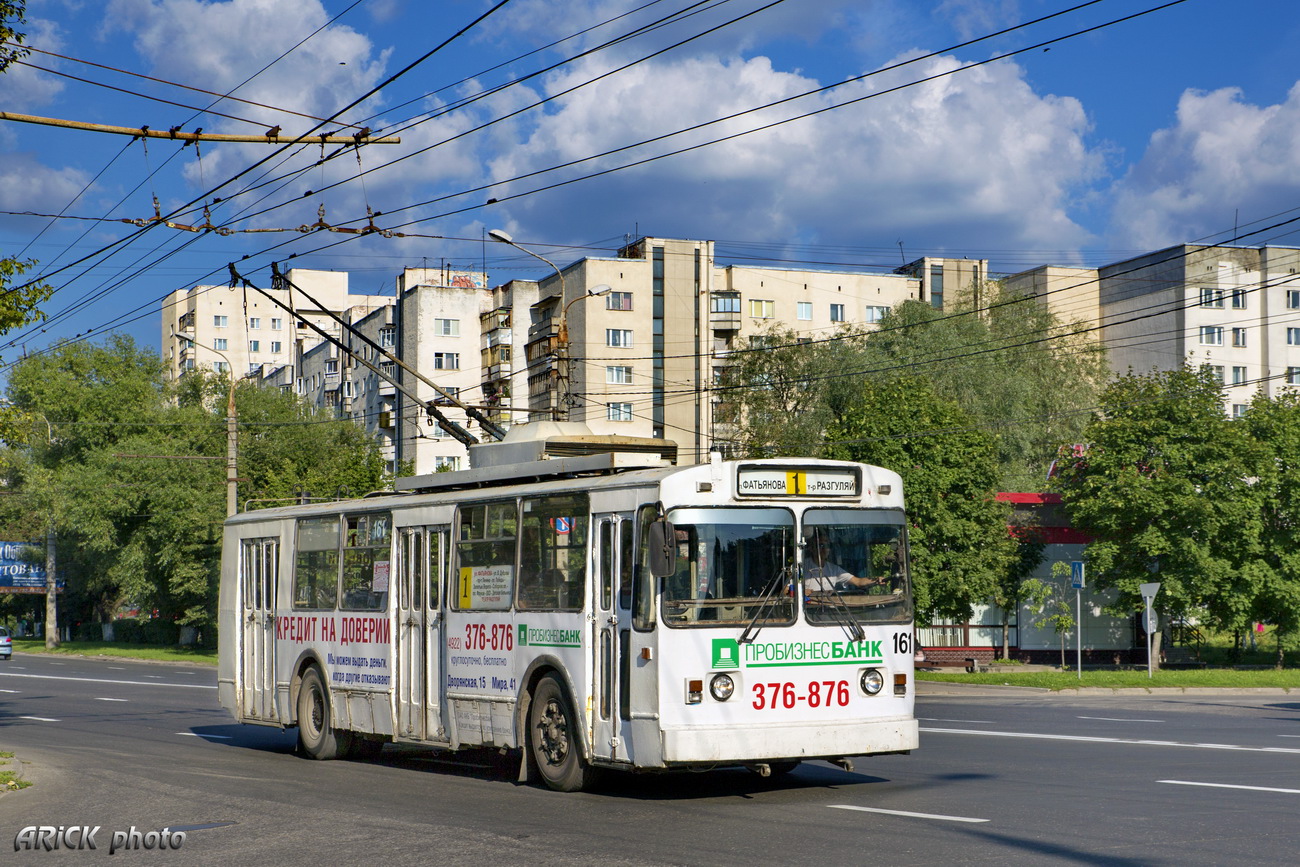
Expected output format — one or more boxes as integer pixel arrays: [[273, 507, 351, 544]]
[[801, 536, 886, 594]]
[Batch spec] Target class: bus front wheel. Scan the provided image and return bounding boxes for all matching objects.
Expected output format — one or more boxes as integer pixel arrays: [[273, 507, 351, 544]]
[[529, 675, 592, 792], [297, 666, 351, 760]]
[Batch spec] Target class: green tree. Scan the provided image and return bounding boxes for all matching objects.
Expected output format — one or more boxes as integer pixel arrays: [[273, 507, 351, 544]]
[[988, 519, 1047, 659], [1241, 390, 1300, 668], [826, 376, 1017, 623], [2, 0, 30, 73], [1055, 366, 1265, 660], [0, 337, 390, 641], [859, 284, 1108, 490]]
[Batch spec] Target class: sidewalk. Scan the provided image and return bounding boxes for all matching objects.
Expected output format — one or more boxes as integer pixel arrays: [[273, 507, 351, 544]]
[[916, 680, 1297, 697]]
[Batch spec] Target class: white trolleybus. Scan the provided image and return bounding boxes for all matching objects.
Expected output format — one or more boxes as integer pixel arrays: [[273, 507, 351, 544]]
[[218, 426, 919, 791]]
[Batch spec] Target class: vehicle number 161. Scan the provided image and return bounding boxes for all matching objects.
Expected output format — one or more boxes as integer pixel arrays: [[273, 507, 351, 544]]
[[752, 680, 849, 709]]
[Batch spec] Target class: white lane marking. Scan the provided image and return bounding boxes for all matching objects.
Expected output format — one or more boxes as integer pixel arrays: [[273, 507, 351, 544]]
[[1279, 735, 1300, 738], [145, 675, 163, 679], [918, 717, 996, 724], [1159, 780, 1300, 795], [1078, 716, 1164, 723], [0, 688, 20, 693], [49, 662, 65, 665], [107, 666, 125, 670], [177, 732, 232, 739], [94, 697, 129, 702], [0, 672, 214, 690], [922, 727, 1300, 755], [20, 716, 60, 722], [830, 804, 988, 823]]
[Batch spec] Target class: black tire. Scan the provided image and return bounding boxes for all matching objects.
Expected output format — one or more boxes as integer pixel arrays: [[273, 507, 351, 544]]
[[296, 666, 351, 760], [529, 675, 593, 792]]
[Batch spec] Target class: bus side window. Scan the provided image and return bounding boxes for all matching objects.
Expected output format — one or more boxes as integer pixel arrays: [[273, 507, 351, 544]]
[[617, 518, 634, 611], [455, 502, 516, 611], [294, 517, 340, 610], [633, 505, 658, 630], [517, 493, 588, 611]]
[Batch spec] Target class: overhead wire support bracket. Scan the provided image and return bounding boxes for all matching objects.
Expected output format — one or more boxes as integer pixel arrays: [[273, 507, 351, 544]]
[[269, 262, 507, 443]]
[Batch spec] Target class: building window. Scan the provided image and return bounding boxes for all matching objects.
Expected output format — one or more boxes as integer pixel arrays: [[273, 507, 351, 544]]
[[213, 361, 229, 373], [249, 317, 261, 329], [830, 303, 845, 323], [606, 329, 633, 348], [214, 315, 228, 328], [865, 305, 889, 323], [606, 365, 633, 384], [1289, 328, 1300, 346], [1199, 288, 1224, 308], [1232, 404, 1248, 418], [749, 299, 775, 319], [271, 318, 283, 330], [606, 291, 633, 311], [271, 341, 282, 353], [1232, 328, 1247, 348], [296, 378, 305, 394], [325, 359, 339, 375], [1288, 367, 1300, 385], [711, 293, 740, 313], [432, 319, 457, 337], [433, 352, 460, 370], [796, 302, 812, 321], [1230, 289, 1247, 309], [213, 338, 228, 351], [607, 402, 633, 421], [249, 340, 260, 353], [1199, 326, 1223, 346], [1232, 366, 1248, 385], [1209, 365, 1225, 385], [435, 456, 461, 472], [1287, 290, 1300, 309], [248, 363, 262, 376], [183, 359, 195, 371]]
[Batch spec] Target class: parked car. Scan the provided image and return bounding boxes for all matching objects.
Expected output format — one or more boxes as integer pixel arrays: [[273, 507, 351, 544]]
[[0, 626, 11, 660]]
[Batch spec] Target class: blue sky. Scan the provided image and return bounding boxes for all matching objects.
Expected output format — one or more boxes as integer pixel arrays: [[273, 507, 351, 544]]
[[2, 0, 1299, 357]]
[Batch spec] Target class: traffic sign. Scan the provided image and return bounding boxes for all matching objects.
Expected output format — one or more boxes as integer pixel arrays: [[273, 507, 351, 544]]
[[1070, 561, 1085, 589]]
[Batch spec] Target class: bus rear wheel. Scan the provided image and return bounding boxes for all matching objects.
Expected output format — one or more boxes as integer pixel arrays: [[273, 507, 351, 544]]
[[297, 666, 351, 760], [529, 675, 593, 792]]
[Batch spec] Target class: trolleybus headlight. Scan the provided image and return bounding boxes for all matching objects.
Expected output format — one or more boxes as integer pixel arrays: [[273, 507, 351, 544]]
[[860, 668, 885, 696], [709, 673, 735, 702]]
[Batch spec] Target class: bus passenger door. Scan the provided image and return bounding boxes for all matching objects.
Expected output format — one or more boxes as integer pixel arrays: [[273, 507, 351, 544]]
[[618, 507, 661, 767], [592, 515, 622, 761], [240, 538, 279, 722], [396, 526, 446, 741]]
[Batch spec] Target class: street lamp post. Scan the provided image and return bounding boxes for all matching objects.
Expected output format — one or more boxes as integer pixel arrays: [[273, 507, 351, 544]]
[[174, 330, 238, 517], [488, 230, 577, 421]]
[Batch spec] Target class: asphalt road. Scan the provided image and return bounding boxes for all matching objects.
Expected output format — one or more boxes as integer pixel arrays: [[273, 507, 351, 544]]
[[1, 654, 1298, 865]]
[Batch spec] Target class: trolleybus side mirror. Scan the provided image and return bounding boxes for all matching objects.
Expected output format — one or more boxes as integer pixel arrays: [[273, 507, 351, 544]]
[[647, 519, 676, 578]]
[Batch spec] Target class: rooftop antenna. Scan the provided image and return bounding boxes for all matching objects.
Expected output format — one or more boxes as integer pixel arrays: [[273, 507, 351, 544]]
[[898, 240, 906, 265]]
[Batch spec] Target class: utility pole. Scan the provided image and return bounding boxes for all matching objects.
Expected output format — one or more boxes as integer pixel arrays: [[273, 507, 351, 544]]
[[44, 524, 57, 650]]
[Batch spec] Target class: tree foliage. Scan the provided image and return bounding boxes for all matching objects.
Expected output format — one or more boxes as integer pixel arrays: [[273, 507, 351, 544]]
[[717, 281, 1108, 490], [1, 0, 30, 73], [1241, 390, 1300, 667], [0, 336, 389, 638], [1055, 366, 1265, 640], [825, 377, 1017, 623]]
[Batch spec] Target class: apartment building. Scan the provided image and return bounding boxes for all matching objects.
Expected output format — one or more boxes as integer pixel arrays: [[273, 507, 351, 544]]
[[161, 269, 391, 384], [1004, 244, 1300, 416], [511, 237, 988, 463]]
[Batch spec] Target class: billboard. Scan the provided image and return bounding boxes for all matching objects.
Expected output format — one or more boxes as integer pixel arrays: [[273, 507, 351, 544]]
[[0, 542, 54, 594]]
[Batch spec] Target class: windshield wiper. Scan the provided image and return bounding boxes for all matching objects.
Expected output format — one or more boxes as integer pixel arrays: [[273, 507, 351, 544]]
[[738, 565, 794, 645], [816, 582, 866, 644]]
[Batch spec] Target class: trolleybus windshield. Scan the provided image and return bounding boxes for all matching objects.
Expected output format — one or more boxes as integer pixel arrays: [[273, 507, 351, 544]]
[[661, 507, 796, 627], [801, 509, 911, 625]]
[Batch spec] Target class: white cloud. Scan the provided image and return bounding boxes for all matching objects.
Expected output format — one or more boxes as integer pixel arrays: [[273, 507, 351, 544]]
[[104, 0, 388, 128], [1109, 83, 1300, 250], [0, 15, 68, 111], [482, 49, 1102, 254]]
